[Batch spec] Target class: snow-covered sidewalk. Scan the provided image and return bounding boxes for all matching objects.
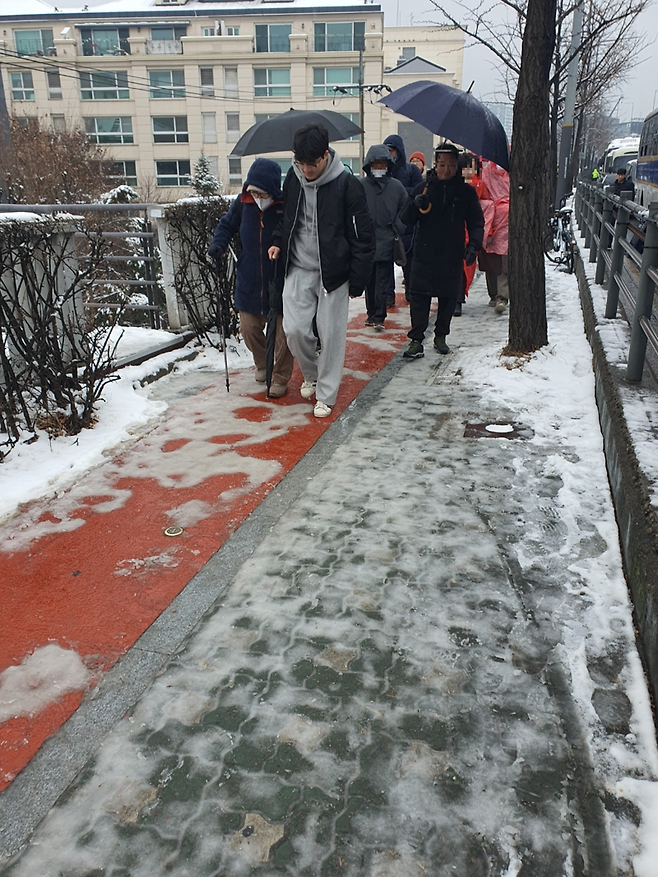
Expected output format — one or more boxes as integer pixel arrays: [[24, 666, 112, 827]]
[[1, 269, 657, 876]]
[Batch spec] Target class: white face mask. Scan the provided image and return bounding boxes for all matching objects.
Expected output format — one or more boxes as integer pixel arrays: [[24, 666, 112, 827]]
[[253, 195, 274, 211], [371, 168, 387, 178]]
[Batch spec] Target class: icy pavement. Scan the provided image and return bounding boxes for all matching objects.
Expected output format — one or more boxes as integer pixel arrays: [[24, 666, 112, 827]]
[[2, 275, 658, 876]]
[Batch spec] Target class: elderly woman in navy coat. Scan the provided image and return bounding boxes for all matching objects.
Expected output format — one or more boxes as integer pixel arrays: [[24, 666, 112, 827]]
[[208, 158, 294, 398]]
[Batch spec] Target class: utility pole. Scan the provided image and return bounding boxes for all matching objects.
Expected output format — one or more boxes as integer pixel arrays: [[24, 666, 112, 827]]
[[0, 65, 11, 202], [358, 49, 365, 173], [332, 68, 391, 177], [555, 1, 583, 206]]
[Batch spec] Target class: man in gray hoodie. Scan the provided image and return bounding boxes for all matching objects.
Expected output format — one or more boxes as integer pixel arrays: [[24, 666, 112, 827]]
[[269, 124, 373, 418]]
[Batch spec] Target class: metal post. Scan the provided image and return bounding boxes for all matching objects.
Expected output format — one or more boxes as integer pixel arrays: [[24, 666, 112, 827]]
[[589, 188, 603, 263], [595, 193, 613, 285], [626, 203, 658, 381], [555, 2, 583, 207], [604, 202, 631, 319], [584, 186, 594, 249], [358, 49, 365, 175]]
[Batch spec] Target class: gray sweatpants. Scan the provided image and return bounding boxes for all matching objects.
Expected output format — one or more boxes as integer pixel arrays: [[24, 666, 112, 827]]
[[282, 267, 350, 407]]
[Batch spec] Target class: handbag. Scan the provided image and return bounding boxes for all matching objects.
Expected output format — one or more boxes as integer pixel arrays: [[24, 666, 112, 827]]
[[393, 233, 407, 267]]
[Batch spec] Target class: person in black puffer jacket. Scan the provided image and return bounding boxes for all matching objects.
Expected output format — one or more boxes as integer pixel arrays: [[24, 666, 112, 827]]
[[208, 157, 293, 398], [401, 143, 484, 359]]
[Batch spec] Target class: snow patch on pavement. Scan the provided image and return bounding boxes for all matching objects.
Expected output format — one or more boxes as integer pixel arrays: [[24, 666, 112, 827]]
[[0, 645, 91, 722]]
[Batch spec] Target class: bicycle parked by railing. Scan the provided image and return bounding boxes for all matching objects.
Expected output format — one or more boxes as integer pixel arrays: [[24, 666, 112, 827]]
[[544, 205, 575, 273]]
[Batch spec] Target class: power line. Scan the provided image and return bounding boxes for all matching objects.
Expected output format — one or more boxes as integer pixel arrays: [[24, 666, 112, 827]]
[[0, 46, 371, 109]]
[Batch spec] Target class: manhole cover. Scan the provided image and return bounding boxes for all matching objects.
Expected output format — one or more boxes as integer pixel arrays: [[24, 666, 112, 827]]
[[163, 526, 184, 537], [464, 422, 534, 440]]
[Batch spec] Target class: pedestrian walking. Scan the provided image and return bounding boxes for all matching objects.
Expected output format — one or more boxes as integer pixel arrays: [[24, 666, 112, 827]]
[[359, 144, 409, 331], [383, 134, 423, 307], [208, 158, 294, 397], [477, 160, 510, 314], [402, 143, 484, 359], [409, 151, 426, 178], [268, 124, 374, 418], [612, 167, 635, 200]]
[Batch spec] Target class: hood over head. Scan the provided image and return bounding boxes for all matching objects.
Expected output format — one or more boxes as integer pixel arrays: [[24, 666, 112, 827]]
[[383, 134, 407, 169], [363, 143, 395, 175], [243, 157, 282, 200]]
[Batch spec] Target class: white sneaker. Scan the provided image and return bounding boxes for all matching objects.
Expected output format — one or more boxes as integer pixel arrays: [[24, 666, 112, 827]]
[[300, 381, 317, 399], [254, 368, 267, 383], [494, 296, 508, 314], [314, 401, 332, 418]]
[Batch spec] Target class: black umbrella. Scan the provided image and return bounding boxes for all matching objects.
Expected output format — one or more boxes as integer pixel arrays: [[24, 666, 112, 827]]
[[231, 109, 362, 157], [265, 258, 283, 398], [379, 81, 509, 171]]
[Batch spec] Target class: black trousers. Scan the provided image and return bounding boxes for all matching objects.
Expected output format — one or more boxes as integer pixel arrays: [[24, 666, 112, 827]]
[[366, 261, 393, 322], [407, 271, 462, 342]]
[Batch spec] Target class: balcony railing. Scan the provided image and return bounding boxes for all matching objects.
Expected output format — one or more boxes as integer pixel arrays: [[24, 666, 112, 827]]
[[147, 39, 183, 55]]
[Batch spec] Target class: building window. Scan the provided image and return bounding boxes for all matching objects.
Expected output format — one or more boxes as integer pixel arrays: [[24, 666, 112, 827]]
[[15, 29, 55, 57], [16, 117, 37, 130], [149, 69, 185, 99], [109, 160, 137, 186], [148, 25, 186, 53], [225, 112, 239, 141], [226, 26, 240, 36], [80, 70, 129, 100], [228, 156, 242, 186], [202, 26, 217, 37], [341, 112, 360, 141], [150, 25, 186, 41], [51, 114, 66, 132], [254, 113, 279, 125], [80, 27, 130, 57], [202, 112, 217, 143], [85, 116, 134, 144], [207, 156, 219, 178], [341, 157, 359, 174], [254, 68, 291, 98], [223, 66, 238, 98], [156, 159, 191, 186], [313, 67, 359, 97], [10, 71, 35, 101], [255, 24, 291, 53], [46, 69, 62, 99], [199, 67, 215, 97], [401, 46, 416, 59], [314, 22, 365, 52], [152, 115, 188, 143]]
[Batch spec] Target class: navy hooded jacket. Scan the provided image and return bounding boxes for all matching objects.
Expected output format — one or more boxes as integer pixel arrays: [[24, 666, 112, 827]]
[[209, 158, 283, 315], [383, 134, 423, 194]]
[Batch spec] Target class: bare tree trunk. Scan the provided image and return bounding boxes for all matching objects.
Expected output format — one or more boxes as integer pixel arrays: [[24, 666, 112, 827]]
[[507, 0, 557, 354]]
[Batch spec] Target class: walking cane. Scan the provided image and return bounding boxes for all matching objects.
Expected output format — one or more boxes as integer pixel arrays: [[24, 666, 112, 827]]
[[214, 252, 232, 393]]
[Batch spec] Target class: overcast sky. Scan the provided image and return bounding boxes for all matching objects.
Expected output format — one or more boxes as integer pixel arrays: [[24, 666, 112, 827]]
[[378, 0, 658, 122]]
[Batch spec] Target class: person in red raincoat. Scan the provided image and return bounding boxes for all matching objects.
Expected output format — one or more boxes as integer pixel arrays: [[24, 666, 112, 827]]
[[478, 160, 510, 314]]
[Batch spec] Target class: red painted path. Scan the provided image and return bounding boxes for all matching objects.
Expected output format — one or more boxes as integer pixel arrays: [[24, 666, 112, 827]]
[[0, 301, 410, 789]]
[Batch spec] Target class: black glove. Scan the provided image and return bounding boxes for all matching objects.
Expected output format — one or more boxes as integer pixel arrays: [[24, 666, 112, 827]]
[[349, 286, 364, 298], [414, 192, 430, 210], [464, 243, 477, 266], [207, 243, 224, 261]]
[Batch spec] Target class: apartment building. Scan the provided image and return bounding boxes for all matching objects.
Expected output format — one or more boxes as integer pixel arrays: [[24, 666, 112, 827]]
[[0, 0, 462, 200]]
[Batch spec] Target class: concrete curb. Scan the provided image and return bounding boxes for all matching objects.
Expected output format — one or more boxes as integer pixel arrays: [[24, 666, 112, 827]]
[[575, 252, 658, 712]]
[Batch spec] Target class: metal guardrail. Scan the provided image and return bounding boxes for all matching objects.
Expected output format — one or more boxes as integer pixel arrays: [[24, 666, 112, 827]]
[[0, 202, 163, 330], [575, 180, 658, 382]]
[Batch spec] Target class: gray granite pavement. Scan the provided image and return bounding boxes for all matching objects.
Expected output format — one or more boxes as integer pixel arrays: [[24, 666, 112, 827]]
[[1, 277, 656, 877]]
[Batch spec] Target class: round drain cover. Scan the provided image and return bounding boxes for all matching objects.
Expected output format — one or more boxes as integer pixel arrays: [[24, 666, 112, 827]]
[[164, 526, 184, 537], [485, 423, 514, 434]]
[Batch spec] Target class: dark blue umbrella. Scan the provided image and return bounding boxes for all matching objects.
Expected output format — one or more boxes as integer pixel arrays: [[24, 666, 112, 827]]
[[379, 81, 509, 171]]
